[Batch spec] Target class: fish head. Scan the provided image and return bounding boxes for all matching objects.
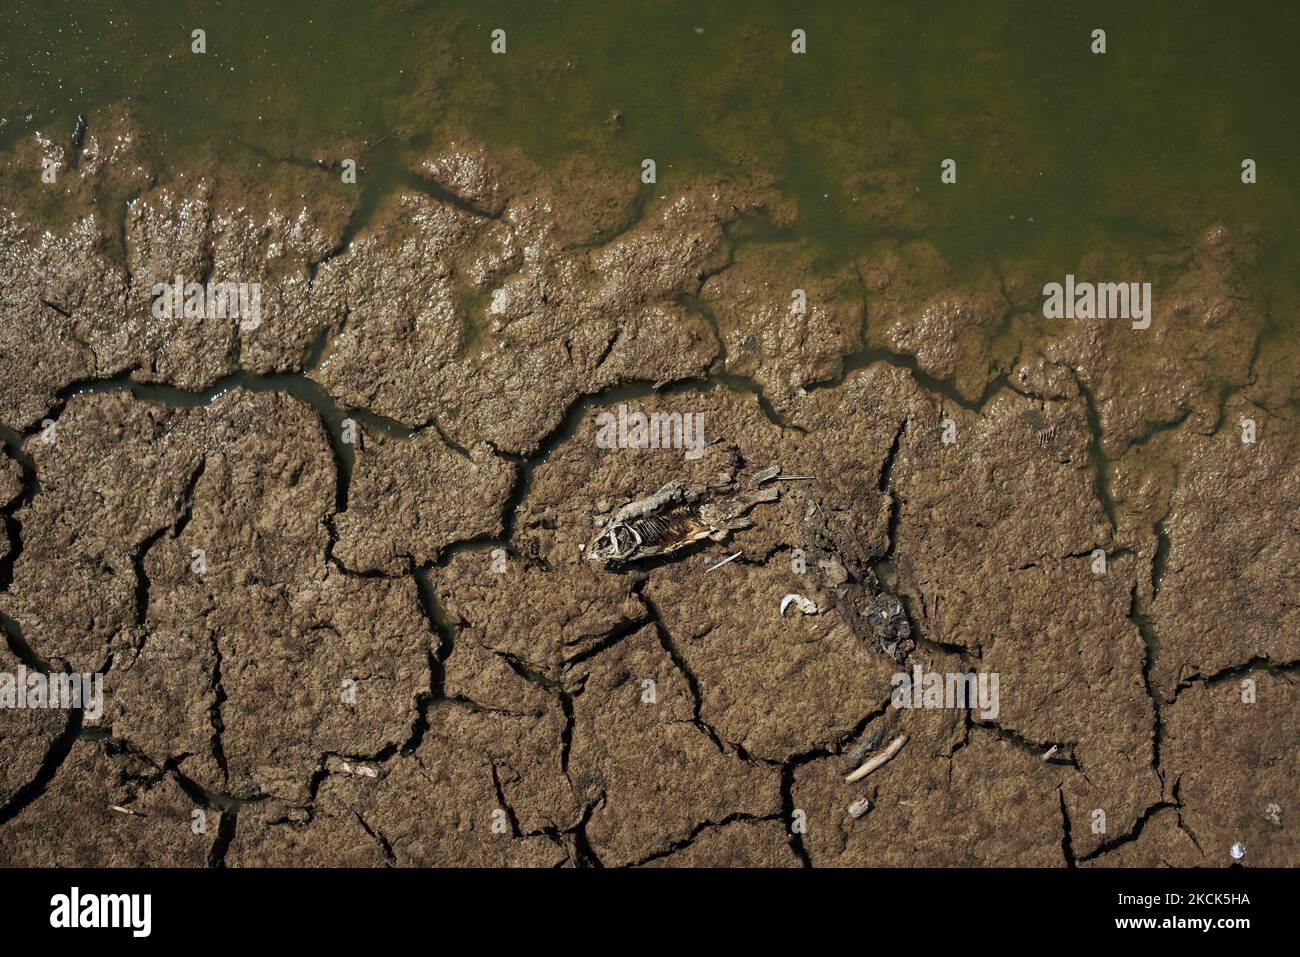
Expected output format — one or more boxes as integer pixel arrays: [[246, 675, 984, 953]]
[[587, 521, 642, 565]]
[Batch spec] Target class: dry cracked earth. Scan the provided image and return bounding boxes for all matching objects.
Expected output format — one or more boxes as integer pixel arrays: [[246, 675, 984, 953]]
[[0, 108, 1295, 868]]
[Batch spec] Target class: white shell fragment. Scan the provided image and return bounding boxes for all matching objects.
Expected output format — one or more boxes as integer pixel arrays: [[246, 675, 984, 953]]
[[1230, 842, 1245, 860], [845, 734, 908, 783], [780, 593, 819, 616], [327, 757, 380, 778], [847, 797, 872, 819]]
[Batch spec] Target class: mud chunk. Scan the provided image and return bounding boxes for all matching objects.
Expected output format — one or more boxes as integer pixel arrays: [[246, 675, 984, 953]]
[[203, 177, 355, 377], [0, 451, 25, 566], [1035, 226, 1260, 457], [353, 717, 571, 867], [119, 183, 238, 390], [0, 647, 70, 814], [313, 184, 734, 454], [861, 242, 1012, 403], [782, 364, 932, 561], [229, 645, 575, 868], [702, 241, 863, 413], [307, 193, 494, 426], [0, 454, 22, 507], [420, 143, 510, 216], [1146, 400, 1299, 695], [317, 643, 572, 866], [645, 561, 893, 761], [0, 132, 352, 430], [587, 196, 729, 309], [439, 645, 578, 836], [227, 786, 393, 868], [566, 625, 780, 867], [116, 176, 352, 388], [0, 737, 221, 867], [890, 389, 1111, 615], [3, 393, 201, 672], [1004, 560, 1161, 858], [334, 435, 516, 574], [16, 390, 434, 802], [642, 819, 799, 867], [793, 670, 1063, 865], [884, 388, 1161, 853], [434, 553, 645, 682], [1160, 672, 1298, 866], [105, 627, 221, 785], [1078, 806, 1204, 868], [153, 558, 432, 803], [0, 213, 129, 430], [588, 303, 718, 388]]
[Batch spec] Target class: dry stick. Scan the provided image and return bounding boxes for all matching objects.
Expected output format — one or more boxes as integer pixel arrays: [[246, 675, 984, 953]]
[[845, 733, 908, 783]]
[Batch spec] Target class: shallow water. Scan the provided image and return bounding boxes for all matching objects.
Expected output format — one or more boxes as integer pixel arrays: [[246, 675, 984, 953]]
[[3, 1, 1297, 327]]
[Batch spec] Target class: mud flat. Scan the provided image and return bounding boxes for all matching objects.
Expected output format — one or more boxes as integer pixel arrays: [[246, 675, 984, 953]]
[[0, 107, 1294, 867]]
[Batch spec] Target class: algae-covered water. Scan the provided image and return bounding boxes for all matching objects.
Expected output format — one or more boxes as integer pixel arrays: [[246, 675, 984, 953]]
[[3, 0, 1297, 321]]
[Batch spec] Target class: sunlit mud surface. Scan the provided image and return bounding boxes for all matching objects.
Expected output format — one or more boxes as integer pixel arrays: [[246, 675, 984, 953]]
[[0, 1, 1295, 866]]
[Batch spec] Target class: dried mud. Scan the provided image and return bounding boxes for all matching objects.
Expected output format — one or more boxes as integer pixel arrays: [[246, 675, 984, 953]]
[[0, 107, 1294, 867]]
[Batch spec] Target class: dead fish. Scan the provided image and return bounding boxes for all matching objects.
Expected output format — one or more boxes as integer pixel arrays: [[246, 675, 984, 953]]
[[587, 467, 782, 568], [1021, 408, 1057, 447], [861, 594, 912, 660]]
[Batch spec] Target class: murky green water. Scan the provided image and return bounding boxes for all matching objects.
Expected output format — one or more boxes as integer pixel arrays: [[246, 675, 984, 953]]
[[3, 0, 1297, 316]]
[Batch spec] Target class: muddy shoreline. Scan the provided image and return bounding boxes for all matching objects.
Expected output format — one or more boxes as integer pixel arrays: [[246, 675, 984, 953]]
[[0, 99, 1294, 867]]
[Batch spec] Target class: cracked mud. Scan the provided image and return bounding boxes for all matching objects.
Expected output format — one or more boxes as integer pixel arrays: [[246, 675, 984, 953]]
[[0, 103, 1295, 869]]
